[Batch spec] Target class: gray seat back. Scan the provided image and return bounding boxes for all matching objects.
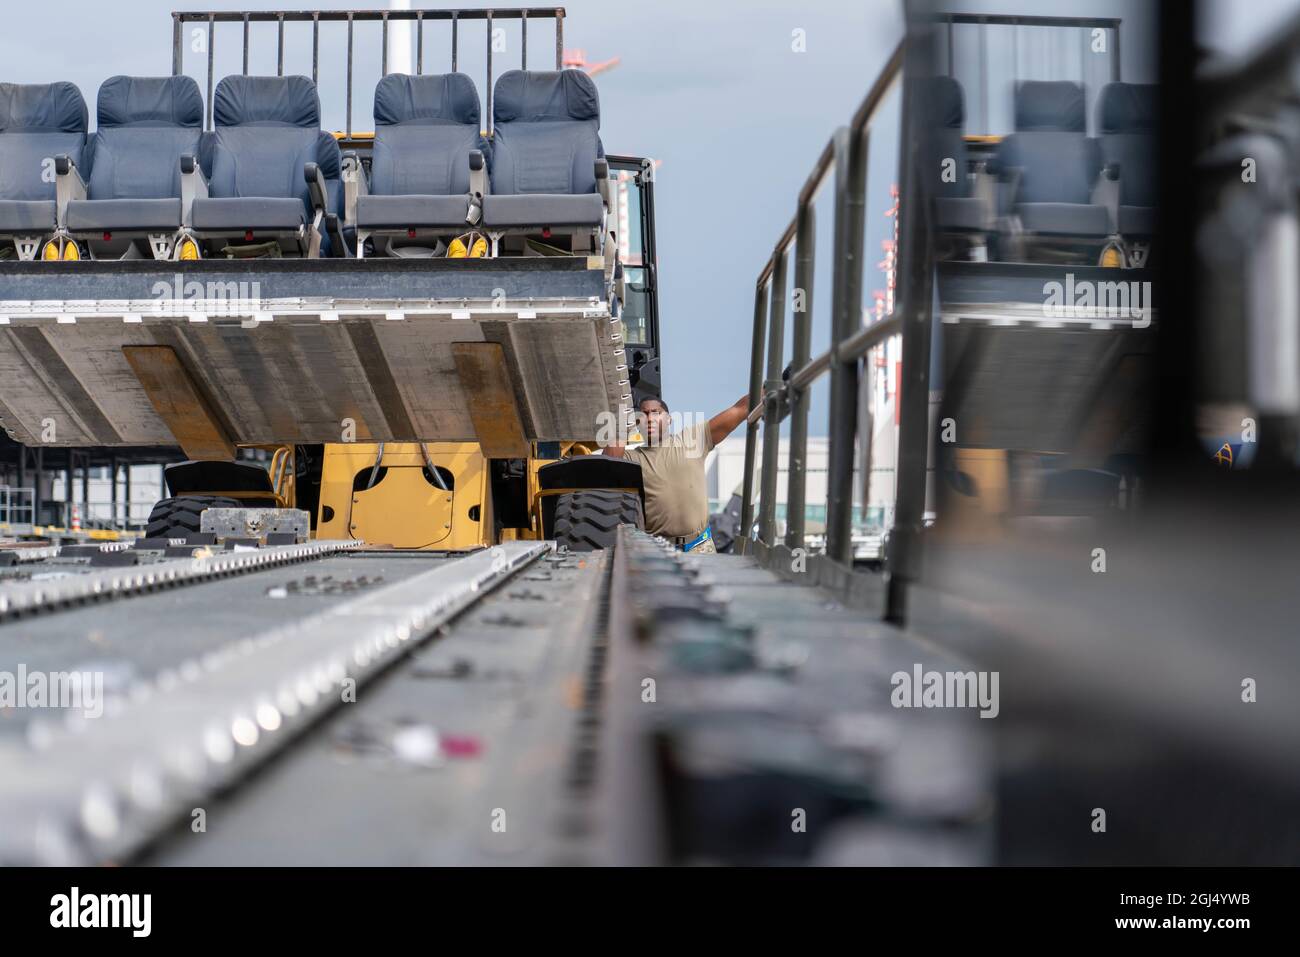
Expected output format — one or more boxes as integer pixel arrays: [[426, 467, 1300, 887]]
[[371, 73, 486, 196], [490, 70, 602, 195], [1097, 82, 1157, 209], [915, 76, 968, 198], [996, 81, 1099, 205], [207, 75, 341, 213], [86, 75, 203, 200], [0, 82, 87, 201]]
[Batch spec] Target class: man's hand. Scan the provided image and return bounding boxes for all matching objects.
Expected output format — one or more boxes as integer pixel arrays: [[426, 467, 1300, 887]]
[[709, 395, 751, 447]]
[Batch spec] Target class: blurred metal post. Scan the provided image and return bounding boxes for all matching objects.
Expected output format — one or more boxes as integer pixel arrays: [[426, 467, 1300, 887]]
[[785, 204, 816, 551], [888, 29, 939, 623], [739, 283, 770, 553], [758, 250, 788, 545], [825, 125, 867, 565]]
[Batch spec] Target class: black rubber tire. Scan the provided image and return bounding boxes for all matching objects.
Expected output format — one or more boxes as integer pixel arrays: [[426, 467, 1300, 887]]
[[551, 489, 644, 551], [144, 495, 242, 540]]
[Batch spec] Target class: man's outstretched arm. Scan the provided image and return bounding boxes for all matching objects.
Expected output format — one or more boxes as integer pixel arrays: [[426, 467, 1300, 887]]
[[709, 395, 751, 447]]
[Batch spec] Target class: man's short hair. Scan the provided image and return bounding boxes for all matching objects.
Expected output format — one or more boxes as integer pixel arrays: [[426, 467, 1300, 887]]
[[640, 396, 669, 414]]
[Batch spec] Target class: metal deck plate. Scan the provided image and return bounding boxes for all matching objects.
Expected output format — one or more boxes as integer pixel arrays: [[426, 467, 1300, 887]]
[[0, 292, 627, 447]]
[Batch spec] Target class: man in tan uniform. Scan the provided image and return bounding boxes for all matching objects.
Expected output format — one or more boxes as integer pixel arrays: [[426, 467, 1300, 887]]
[[604, 394, 750, 553]]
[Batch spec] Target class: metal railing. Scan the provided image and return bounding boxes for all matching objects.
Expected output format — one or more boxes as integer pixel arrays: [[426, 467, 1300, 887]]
[[740, 41, 901, 561], [0, 486, 35, 527], [739, 31, 937, 621], [172, 8, 566, 136]]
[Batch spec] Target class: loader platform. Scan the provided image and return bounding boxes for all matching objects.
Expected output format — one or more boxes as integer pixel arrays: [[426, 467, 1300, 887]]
[[0, 529, 988, 866], [0, 257, 627, 449]]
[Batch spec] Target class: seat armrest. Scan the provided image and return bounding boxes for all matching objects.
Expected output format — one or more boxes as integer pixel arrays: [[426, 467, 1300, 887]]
[[341, 151, 368, 226], [179, 154, 208, 227], [304, 162, 329, 216], [988, 163, 1023, 214], [54, 154, 87, 228], [970, 162, 999, 232], [595, 157, 611, 209], [466, 149, 487, 224], [1092, 162, 1122, 233], [324, 212, 348, 258]]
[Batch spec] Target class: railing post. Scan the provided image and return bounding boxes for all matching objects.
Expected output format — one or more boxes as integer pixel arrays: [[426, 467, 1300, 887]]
[[346, 14, 354, 139], [205, 15, 215, 132], [785, 204, 816, 551], [888, 42, 938, 624], [487, 11, 494, 136], [758, 250, 788, 546], [738, 282, 770, 554], [825, 125, 868, 565], [172, 14, 182, 76]]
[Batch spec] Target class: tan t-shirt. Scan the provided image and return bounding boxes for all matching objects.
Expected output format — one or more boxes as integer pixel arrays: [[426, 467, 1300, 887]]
[[626, 422, 714, 538]]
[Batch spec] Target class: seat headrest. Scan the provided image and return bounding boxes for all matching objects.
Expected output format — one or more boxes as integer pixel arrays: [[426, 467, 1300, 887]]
[[1014, 81, 1086, 133], [98, 75, 203, 129], [213, 75, 320, 128], [915, 76, 964, 129], [493, 70, 599, 126], [0, 81, 87, 133], [1098, 82, 1157, 134], [374, 73, 479, 126]]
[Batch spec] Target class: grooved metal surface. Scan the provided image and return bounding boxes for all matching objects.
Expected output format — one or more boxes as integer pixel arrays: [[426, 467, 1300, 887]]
[[0, 542, 550, 865], [0, 303, 623, 446], [143, 549, 606, 866], [0, 540, 363, 622]]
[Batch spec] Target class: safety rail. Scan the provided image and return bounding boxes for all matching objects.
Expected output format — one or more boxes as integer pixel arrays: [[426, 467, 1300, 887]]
[[173, 7, 566, 136], [739, 31, 936, 622], [0, 486, 35, 527]]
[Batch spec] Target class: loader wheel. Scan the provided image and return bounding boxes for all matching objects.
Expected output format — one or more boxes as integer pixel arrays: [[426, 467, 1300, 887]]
[[551, 489, 644, 551], [144, 495, 242, 540]]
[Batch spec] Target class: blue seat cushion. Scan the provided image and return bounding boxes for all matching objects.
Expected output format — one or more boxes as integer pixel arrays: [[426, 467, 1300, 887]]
[[0, 200, 56, 232], [67, 198, 182, 232], [1017, 202, 1110, 237], [482, 193, 603, 227], [935, 196, 987, 232], [357, 194, 471, 229], [191, 197, 305, 231]]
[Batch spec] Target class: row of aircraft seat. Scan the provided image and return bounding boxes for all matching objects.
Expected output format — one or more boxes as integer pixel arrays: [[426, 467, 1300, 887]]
[[922, 78, 1156, 266], [0, 69, 608, 260]]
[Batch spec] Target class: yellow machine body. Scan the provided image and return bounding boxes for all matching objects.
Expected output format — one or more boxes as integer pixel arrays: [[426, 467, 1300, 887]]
[[311, 441, 591, 549], [315, 442, 494, 550]]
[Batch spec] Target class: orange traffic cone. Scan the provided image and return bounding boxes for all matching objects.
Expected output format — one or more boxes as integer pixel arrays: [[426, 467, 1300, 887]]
[[71, 504, 81, 532]]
